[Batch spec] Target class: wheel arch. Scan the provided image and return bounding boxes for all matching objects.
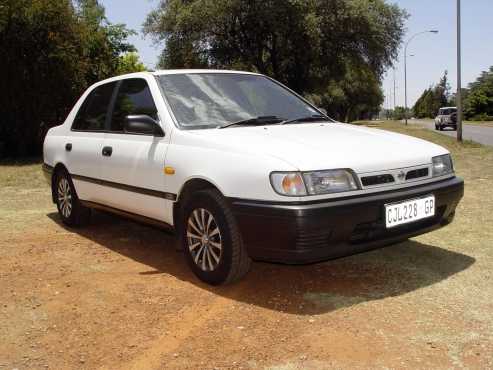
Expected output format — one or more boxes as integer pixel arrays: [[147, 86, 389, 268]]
[[50, 162, 69, 203], [173, 177, 224, 231]]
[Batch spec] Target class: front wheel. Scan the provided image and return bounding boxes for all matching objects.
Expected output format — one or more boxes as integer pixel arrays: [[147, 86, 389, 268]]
[[180, 189, 251, 285], [54, 170, 91, 227]]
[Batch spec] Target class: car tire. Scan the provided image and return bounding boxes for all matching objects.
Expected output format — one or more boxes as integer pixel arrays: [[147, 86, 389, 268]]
[[53, 169, 91, 227], [180, 189, 251, 285]]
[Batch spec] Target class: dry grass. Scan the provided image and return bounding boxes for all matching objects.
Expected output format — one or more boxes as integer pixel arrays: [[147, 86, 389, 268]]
[[0, 159, 51, 234], [0, 158, 46, 189]]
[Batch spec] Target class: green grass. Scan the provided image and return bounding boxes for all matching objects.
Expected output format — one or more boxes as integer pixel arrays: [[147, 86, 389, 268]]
[[463, 120, 493, 128]]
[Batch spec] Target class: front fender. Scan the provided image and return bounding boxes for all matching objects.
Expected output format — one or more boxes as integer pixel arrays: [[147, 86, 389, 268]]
[[165, 144, 298, 202]]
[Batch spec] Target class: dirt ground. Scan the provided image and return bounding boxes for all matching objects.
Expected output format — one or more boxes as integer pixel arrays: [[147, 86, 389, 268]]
[[1, 122, 492, 370]]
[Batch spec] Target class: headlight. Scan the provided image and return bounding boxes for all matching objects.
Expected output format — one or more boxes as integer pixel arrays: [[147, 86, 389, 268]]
[[270, 172, 307, 196], [432, 154, 454, 177], [303, 169, 359, 195], [270, 169, 359, 196]]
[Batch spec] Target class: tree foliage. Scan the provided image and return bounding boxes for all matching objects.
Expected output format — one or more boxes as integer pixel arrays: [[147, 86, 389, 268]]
[[414, 68, 493, 121], [0, 0, 135, 157], [463, 66, 493, 121], [116, 52, 147, 75], [392, 106, 410, 120], [413, 71, 451, 118], [144, 0, 407, 122], [75, 0, 136, 81]]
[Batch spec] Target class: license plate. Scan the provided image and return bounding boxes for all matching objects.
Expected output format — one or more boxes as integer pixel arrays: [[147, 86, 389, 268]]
[[385, 195, 435, 228]]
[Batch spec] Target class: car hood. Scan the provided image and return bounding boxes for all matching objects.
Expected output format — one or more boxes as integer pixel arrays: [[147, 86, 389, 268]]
[[186, 122, 448, 173]]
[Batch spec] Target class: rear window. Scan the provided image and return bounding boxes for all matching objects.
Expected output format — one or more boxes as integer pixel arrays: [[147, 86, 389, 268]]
[[72, 82, 116, 131]]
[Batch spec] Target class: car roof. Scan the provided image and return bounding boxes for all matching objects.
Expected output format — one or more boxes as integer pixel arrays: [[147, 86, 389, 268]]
[[440, 107, 457, 110], [91, 69, 263, 88], [152, 69, 261, 76]]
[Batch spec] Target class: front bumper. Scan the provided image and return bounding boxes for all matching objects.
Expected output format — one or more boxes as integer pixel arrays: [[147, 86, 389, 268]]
[[229, 177, 464, 264]]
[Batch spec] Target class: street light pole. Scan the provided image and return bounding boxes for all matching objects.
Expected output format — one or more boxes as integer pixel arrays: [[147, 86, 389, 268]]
[[393, 68, 396, 111], [404, 50, 408, 124], [457, 0, 463, 141], [404, 30, 439, 125]]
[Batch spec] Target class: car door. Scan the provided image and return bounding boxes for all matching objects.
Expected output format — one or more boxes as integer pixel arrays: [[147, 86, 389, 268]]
[[65, 81, 117, 203], [97, 77, 172, 223]]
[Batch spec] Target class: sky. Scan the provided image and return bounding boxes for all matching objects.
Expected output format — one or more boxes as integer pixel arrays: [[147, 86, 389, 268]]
[[100, 0, 160, 68], [101, 0, 493, 107], [383, 0, 493, 108]]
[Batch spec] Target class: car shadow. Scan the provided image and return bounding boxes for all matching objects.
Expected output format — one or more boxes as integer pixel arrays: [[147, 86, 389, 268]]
[[47, 210, 475, 315]]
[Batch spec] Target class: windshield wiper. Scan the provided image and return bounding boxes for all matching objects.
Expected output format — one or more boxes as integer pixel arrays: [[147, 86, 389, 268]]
[[219, 116, 285, 129], [280, 114, 330, 125]]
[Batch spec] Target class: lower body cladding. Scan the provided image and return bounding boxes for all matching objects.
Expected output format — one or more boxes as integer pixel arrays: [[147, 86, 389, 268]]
[[229, 177, 464, 264]]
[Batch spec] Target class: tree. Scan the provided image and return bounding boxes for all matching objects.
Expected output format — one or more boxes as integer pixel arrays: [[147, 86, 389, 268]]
[[463, 67, 493, 121], [394, 106, 411, 120], [74, 0, 136, 82], [144, 0, 407, 121], [0, 0, 136, 157], [116, 52, 147, 75], [437, 70, 451, 105], [413, 71, 451, 118]]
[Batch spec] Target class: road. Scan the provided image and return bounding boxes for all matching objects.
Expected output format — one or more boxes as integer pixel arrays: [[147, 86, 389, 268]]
[[407, 119, 493, 146]]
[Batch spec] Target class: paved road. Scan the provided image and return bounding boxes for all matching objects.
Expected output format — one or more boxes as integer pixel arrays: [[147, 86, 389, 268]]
[[407, 119, 493, 146]]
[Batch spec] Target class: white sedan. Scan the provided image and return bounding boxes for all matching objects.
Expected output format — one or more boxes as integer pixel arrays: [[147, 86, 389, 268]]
[[43, 70, 464, 284]]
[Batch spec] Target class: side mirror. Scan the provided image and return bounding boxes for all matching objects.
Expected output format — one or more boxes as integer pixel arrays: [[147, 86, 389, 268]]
[[124, 115, 164, 137], [318, 108, 328, 116]]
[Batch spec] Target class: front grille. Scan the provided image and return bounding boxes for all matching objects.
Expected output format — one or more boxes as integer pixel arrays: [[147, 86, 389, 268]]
[[405, 168, 429, 180], [361, 174, 395, 187]]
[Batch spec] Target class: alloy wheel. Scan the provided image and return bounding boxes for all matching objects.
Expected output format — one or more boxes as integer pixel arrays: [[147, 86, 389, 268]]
[[57, 177, 72, 218], [186, 208, 222, 272]]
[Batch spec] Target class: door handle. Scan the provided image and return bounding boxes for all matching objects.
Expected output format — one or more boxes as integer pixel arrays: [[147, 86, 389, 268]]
[[102, 146, 113, 157], [65, 143, 72, 152]]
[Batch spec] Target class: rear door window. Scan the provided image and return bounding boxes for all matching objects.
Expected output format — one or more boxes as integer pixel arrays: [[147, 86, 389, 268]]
[[72, 82, 116, 131], [110, 79, 158, 132]]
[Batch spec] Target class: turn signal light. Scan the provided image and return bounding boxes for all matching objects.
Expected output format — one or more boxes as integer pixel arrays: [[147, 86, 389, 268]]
[[164, 166, 175, 175]]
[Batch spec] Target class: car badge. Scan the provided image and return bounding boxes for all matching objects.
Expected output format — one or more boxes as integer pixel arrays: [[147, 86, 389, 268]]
[[397, 171, 406, 181]]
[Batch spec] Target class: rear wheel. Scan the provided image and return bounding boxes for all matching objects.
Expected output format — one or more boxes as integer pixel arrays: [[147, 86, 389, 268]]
[[180, 189, 251, 285], [54, 169, 91, 227]]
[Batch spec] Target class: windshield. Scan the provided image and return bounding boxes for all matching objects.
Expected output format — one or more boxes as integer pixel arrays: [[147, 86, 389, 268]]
[[440, 108, 457, 115], [157, 73, 329, 129]]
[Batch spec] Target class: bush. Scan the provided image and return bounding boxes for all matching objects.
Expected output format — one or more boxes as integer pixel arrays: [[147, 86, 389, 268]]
[[469, 114, 493, 122]]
